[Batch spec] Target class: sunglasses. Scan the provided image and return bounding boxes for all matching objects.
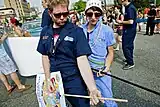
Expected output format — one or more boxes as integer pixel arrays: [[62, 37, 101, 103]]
[[86, 12, 102, 18], [52, 12, 69, 18]]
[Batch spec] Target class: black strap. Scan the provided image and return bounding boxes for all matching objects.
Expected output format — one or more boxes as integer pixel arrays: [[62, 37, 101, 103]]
[[91, 68, 160, 96], [87, 32, 89, 42]]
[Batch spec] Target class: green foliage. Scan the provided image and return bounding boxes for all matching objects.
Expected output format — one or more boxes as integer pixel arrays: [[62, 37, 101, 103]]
[[133, 0, 150, 8], [73, 0, 86, 12], [157, 0, 160, 5]]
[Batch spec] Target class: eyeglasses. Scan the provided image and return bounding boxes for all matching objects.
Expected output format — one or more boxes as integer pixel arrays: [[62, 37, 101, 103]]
[[86, 12, 102, 18], [52, 12, 69, 19]]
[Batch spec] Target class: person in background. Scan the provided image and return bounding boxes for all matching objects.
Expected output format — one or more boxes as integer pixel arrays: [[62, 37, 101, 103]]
[[114, 6, 124, 51], [144, 4, 157, 36], [41, 0, 52, 27], [12, 20, 31, 37], [37, 0, 103, 106], [0, 34, 32, 94], [144, 7, 150, 21], [155, 5, 160, 34], [82, 0, 117, 106], [70, 12, 80, 26], [137, 10, 143, 32], [117, 0, 137, 70]]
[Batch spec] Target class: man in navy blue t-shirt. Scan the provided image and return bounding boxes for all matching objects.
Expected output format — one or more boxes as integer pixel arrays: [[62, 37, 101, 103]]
[[117, 0, 137, 70]]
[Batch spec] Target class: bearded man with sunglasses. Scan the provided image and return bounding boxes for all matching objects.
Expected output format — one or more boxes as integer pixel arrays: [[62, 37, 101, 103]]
[[37, 0, 103, 106], [82, 0, 117, 106]]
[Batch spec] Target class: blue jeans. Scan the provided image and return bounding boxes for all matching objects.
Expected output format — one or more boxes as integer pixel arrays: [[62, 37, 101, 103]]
[[64, 75, 90, 107], [122, 29, 136, 65], [94, 72, 118, 107]]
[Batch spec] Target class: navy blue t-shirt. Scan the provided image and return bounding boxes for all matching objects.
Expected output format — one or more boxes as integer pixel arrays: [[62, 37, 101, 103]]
[[41, 8, 52, 27], [37, 22, 92, 80], [123, 3, 137, 30]]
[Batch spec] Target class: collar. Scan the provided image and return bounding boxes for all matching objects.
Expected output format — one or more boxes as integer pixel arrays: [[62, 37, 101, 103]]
[[83, 17, 102, 33]]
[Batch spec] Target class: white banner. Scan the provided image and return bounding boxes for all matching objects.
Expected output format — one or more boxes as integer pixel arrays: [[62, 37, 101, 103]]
[[6, 37, 43, 76], [36, 72, 66, 107]]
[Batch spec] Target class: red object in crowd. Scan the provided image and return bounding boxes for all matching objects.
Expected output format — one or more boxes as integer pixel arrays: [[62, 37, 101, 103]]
[[10, 17, 17, 25], [144, 8, 150, 14]]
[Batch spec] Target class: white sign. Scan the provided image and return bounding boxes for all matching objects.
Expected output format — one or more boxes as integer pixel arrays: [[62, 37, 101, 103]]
[[6, 37, 43, 76], [36, 72, 66, 107]]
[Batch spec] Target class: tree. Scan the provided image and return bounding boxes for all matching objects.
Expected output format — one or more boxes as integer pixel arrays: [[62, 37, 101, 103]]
[[157, 0, 160, 5], [73, 0, 86, 12]]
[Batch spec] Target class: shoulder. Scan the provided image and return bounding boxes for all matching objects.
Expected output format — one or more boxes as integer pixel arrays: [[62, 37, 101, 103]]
[[40, 26, 51, 36], [129, 4, 136, 11], [101, 24, 114, 33], [68, 22, 83, 32]]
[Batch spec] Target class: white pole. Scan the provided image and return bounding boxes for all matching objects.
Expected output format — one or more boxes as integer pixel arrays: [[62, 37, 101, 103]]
[[154, 0, 156, 6]]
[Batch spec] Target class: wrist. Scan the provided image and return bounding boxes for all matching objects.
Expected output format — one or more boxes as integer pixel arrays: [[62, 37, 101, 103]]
[[89, 87, 98, 92], [45, 77, 51, 82], [104, 66, 110, 72]]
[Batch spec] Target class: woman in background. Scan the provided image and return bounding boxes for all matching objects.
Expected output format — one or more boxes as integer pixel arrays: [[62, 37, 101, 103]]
[[0, 34, 31, 94]]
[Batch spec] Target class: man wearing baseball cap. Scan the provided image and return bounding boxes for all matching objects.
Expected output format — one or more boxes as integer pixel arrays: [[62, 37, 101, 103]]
[[82, 0, 117, 106]]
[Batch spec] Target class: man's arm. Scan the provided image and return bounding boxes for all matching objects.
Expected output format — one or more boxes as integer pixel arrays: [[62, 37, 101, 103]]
[[105, 46, 114, 71], [42, 55, 55, 92], [42, 55, 51, 80], [117, 19, 133, 25], [77, 55, 97, 91], [77, 55, 103, 105]]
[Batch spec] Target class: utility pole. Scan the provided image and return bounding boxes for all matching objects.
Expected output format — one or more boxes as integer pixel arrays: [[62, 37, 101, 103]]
[[154, 0, 156, 5]]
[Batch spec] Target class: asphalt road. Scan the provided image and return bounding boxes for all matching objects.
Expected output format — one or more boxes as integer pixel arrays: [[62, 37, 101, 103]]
[[0, 28, 160, 107]]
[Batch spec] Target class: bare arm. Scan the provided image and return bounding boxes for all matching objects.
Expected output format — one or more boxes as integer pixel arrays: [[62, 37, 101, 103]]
[[122, 20, 134, 24], [0, 35, 7, 44], [105, 46, 114, 71], [42, 55, 50, 80], [77, 55, 103, 105], [77, 55, 97, 91], [42, 55, 55, 92]]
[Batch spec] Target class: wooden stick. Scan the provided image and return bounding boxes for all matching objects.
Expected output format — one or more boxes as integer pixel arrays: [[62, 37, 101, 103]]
[[64, 94, 128, 103]]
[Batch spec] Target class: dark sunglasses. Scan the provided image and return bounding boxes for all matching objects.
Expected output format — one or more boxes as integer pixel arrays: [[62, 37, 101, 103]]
[[53, 12, 69, 18], [86, 12, 102, 18]]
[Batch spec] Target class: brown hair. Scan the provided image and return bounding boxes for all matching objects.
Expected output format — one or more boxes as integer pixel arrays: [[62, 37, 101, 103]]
[[48, 0, 69, 11]]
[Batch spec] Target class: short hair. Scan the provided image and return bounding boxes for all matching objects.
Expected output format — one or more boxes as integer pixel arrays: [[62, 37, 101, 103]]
[[48, 0, 69, 11]]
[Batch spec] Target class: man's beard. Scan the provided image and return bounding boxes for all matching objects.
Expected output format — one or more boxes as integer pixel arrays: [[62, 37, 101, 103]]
[[54, 20, 67, 27]]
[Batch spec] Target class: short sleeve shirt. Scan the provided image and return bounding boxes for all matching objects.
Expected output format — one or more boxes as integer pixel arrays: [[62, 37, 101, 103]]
[[123, 3, 137, 30], [37, 22, 92, 79], [148, 9, 157, 20], [82, 21, 116, 70]]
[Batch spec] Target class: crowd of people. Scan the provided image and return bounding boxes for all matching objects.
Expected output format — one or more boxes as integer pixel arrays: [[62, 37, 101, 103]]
[[0, 0, 160, 106]]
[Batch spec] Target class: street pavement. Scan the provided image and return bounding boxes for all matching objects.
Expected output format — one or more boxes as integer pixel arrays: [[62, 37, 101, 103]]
[[0, 25, 160, 107]]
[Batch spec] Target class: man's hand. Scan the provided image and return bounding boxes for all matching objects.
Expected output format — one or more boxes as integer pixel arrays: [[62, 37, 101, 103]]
[[97, 67, 110, 77], [116, 20, 122, 24], [90, 89, 104, 105], [45, 79, 55, 93]]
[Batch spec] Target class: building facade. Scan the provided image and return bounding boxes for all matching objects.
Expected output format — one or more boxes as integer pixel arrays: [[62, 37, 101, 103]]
[[4, 0, 30, 19], [0, 8, 16, 19]]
